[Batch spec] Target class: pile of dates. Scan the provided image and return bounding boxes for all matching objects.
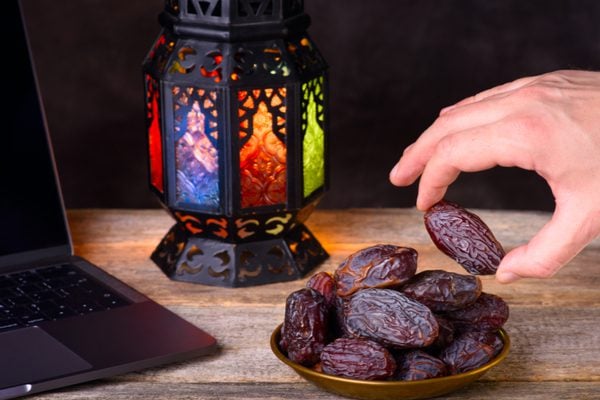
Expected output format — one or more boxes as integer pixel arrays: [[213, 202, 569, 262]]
[[279, 201, 509, 381]]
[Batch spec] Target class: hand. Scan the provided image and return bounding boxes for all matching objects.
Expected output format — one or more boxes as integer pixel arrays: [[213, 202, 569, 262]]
[[389, 70, 600, 283]]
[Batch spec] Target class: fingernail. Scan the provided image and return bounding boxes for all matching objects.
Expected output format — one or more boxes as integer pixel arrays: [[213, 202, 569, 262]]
[[496, 271, 520, 284], [415, 197, 430, 212]]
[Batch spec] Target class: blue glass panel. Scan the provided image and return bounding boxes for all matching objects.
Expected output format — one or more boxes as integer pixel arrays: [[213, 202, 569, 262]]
[[172, 86, 220, 210]]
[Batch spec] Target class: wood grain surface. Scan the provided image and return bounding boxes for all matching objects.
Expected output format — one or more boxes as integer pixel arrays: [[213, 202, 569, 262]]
[[31, 209, 600, 399]]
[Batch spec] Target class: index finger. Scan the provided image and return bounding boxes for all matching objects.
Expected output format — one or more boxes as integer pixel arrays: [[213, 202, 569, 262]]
[[416, 121, 534, 210], [390, 92, 519, 187]]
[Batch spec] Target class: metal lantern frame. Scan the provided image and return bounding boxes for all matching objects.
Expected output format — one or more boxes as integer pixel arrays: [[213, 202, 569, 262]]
[[143, 0, 329, 287]]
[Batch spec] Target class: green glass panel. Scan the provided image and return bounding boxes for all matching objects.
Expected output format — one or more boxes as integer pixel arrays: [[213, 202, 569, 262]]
[[302, 76, 325, 198]]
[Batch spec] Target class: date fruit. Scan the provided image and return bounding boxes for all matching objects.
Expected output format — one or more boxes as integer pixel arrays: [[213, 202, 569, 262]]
[[424, 200, 505, 275], [344, 288, 439, 349], [401, 270, 482, 312], [440, 331, 504, 374], [321, 338, 396, 380], [333, 295, 350, 337], [278, 239, 510, 382], [306, 271, 337, 310], [395, 350, 447, 381], [444, 292, 509, 333], [281, 288, 329, 366], [335, 244, 418, 297], [468, 330, 505, 356], [429, 315, 455, 352]]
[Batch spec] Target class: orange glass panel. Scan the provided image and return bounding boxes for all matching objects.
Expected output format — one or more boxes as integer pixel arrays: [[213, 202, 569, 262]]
[[239, 88, 287, 208]]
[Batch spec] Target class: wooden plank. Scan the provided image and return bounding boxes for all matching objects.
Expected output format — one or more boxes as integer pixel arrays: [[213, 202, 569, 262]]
[[95, 305, 597, 384], [67, 208, 600, 251], [22, 303, 592, 386], [30, 381, 600, 400], [66, 209, 600, 308]]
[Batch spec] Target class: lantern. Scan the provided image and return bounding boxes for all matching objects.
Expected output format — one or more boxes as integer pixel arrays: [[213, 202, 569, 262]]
[[143, 0, 329, 287]]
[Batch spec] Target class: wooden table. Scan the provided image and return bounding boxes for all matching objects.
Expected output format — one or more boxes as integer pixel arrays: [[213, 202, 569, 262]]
[[33, 209, 600, 399]]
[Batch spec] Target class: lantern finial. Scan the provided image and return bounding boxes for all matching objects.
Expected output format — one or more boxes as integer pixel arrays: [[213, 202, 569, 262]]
[[160, 0, 309, 41]]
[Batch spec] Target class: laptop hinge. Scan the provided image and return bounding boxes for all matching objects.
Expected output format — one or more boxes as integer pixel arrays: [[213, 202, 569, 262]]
[[0, 245, 72, 272]]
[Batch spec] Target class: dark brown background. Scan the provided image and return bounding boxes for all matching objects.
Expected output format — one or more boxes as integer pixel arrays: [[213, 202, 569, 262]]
[[20, 0, 600, 210]]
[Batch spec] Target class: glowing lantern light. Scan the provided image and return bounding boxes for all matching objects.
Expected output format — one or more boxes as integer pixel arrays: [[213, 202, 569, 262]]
[[143, 0, 329, 287]]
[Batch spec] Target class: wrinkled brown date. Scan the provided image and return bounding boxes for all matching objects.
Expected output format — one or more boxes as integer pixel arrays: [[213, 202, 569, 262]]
[[440, 331, 504, 374], [333, 295, 350, 337], [344, 288, 439, 349], [306, 271, 337, 310], [429, 315, 455, 352], [401, 270, 482, 312], [468, 330, 504, 356], [424, 201, 505, 275], [280, 288, 329, 366], [334, 245, 417, 297], [395, 350, 447, 381], [321, 338, 396, 380], [444, 292, 509, 332]]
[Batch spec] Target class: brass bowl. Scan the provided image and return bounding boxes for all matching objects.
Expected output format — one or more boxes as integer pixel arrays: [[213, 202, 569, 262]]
[[270, 325, 510, 400]]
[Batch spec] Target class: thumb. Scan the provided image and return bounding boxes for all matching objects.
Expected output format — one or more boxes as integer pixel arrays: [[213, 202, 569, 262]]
[[496, 202, 596, 283]]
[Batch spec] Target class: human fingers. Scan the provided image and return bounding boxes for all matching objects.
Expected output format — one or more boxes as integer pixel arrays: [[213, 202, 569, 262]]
[[390, 93, 521, 187], [495, 202, 598, 283], [414, 122, 534, 210], [439, 75, 541, 115]]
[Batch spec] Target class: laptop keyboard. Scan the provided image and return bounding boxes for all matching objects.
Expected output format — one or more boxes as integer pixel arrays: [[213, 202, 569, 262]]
[[0, 263, 131, 332]]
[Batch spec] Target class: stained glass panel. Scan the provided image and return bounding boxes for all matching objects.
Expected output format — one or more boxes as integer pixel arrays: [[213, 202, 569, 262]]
[[173, 86, 220, 211], [302, 76, 325, 198], [145, 75, 164, 193], [238, 88, 287, 208]]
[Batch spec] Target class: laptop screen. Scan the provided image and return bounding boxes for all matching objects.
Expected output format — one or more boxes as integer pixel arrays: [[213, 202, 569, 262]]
[[0, 1, 70, 260]]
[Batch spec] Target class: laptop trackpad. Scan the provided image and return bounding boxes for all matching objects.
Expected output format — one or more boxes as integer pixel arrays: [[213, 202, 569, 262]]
[[0, 326, 92, 388]]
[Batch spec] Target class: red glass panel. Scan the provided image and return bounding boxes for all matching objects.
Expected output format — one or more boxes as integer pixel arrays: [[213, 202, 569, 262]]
[[145, 75, 164, 193], [238, 88, 287, 208]]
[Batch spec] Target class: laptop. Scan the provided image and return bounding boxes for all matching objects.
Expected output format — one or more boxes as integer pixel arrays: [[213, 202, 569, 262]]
[[0, 2, 217, 399]]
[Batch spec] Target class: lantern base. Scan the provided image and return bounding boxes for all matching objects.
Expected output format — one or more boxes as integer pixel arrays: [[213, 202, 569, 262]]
[[151, 222, 328, 287]]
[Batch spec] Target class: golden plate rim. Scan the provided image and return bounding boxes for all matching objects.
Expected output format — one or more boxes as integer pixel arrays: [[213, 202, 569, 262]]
[[270, 324, 510, 387]]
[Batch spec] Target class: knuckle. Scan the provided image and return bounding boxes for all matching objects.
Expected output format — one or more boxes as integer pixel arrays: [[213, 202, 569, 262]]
[[528, 257, 561, 279], [514, 79, 565, 102], [514, 84, 547, 99], [432, 113, 454, 129], [473, 92, 487, 102], [542, 70, 572, 84], [534, 265, 559, 279], [511, 111, 552, 135], [402, 143, 415, 156], [435, 135, 459, 161]]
